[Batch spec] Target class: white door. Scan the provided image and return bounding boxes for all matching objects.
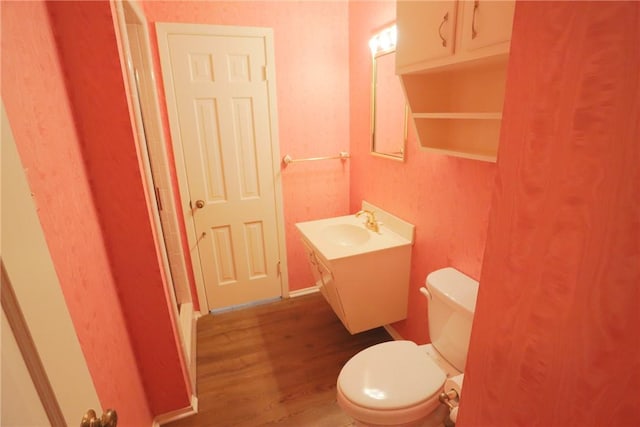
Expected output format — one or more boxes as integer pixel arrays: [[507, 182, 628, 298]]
[[157, 24, 286, 310], [1, 103, 103, 426]]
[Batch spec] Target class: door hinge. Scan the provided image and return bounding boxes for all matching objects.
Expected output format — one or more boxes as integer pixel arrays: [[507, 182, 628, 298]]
[[262, 65, 268, 81], [154, 186, 163, 211], [277, 260, 281, 277]]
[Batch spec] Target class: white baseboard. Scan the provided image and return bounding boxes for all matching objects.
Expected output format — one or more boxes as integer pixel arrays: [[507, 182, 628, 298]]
[[152, 394, 198, 426], [179, 303, 194, 363], [288, 285, 320, 298], [190, 308, 199, 395], [178, 303, 199, 394], [383, 324, 403, 340]]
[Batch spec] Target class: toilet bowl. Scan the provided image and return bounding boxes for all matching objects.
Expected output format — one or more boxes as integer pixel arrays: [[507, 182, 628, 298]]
[[336, 341, 456, 427], [336, 268, 479, 427]]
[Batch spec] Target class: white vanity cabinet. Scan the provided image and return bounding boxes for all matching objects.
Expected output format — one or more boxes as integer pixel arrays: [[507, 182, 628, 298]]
[[299, 234, 411, 334], [296, 205, 415, 334], [396, 0, 515, 162]]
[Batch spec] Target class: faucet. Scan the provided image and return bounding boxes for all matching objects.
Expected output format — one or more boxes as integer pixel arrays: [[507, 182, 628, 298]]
[[355, 209, 379, 232]]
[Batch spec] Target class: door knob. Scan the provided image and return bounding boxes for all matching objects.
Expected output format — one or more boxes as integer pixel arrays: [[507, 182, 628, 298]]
[[81, 409, 117, 427], [194, 200, 205, 209]]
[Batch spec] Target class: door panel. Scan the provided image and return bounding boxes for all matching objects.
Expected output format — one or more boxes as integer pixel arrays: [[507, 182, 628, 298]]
[[163, 30, 282, 309]]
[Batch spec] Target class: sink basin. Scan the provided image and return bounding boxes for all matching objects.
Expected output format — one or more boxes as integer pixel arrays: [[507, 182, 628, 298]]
[[322, 224, 370, 247]]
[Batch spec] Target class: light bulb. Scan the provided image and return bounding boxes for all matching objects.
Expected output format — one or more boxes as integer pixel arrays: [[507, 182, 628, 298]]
[[390, 25, 398, 47], [379, 33, 391, 51], [369, 37, 378, 54]]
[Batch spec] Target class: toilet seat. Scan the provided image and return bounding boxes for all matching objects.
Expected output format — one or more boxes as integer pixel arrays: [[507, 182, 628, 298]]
[[338, 340, 446, 410]]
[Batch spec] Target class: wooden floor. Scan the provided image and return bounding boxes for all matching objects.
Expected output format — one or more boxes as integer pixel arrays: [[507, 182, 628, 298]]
[[166, 293, 392, 427]]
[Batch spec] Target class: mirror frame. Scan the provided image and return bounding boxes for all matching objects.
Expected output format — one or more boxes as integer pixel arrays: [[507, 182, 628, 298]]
[[370, 49, 408, 161]]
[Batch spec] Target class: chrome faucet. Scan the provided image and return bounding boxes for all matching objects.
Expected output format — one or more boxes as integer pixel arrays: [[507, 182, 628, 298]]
[[355, 209, 379, 232]]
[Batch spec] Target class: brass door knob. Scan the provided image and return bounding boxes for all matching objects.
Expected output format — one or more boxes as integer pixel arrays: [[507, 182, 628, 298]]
[[81, 409, 117, 427], [195, 200, 205, 209]]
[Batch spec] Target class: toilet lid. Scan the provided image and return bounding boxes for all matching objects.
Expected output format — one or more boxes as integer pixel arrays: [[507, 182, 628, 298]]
[[338, 341, 446, 410]]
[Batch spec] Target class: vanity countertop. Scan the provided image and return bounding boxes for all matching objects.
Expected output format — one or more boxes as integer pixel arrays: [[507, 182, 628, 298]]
[[296, 214, 411, 261]]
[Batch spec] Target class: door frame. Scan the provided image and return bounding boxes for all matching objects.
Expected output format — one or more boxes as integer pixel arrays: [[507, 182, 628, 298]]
[[112, 0, 193, 310], [111, 0, 198, 404], [156, 23, 290, 312]]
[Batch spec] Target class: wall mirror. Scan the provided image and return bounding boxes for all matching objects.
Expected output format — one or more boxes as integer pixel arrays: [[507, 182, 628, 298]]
[[370, 25, 407, 161]]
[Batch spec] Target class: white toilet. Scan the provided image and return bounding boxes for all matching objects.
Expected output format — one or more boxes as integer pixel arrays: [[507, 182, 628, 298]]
[[336, 267, 479, 427]]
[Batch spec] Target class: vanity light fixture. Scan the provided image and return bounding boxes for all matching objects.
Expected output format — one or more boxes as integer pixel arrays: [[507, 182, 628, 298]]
[[369, 25, 397, 56]]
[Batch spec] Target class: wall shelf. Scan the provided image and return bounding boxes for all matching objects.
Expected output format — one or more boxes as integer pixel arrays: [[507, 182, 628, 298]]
[[417, 144, 499, 163], [412, 112, 502, 120], [400, 57, 509, 163]]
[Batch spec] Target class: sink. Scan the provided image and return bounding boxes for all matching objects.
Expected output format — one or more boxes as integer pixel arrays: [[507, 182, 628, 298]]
[[322, 224, 370, 247], [296, 212, 413, 260]]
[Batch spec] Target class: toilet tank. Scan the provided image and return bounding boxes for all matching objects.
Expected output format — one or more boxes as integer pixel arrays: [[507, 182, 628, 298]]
[[426, 267, 479, 371]]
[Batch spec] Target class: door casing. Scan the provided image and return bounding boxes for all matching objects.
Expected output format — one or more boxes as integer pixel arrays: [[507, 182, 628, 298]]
[[112, 0, 198, 401]]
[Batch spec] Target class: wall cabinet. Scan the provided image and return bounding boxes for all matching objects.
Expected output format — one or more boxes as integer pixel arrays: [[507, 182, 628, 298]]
[[396, 0, 515, 162]]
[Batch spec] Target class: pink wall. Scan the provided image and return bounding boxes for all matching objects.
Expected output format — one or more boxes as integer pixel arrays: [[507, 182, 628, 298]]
[[460, 2, 640, 426], [348, 1, 497, 343], [1, 2, 153, 425], [141, 1, 351, 294], [45, 1, 189, 414], [2, 0, 189, 420]]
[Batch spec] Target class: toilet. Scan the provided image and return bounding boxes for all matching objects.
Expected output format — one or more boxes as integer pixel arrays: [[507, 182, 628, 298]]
[[336, 267, 479, 427]]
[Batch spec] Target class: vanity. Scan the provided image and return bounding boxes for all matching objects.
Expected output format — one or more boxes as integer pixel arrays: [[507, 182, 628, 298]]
[[296, 202, 415, 334]]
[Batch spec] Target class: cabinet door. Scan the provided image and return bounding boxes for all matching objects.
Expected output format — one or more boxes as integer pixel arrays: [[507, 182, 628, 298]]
[[315, 255, 349, 329], [301, 239, 323, 286], [459, 0, 515, 52], [396, 0, 458, 72]]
